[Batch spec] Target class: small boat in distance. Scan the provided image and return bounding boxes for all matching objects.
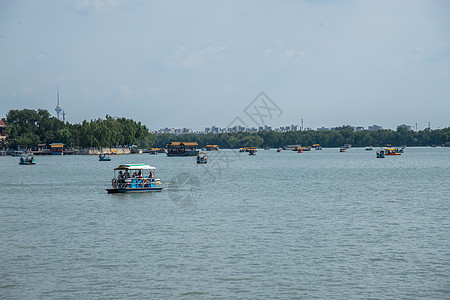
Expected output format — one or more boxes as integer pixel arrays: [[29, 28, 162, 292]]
[[205, 145, 219, 151], [340, 147, 346, 152], [107, 164, 162, 193], [19, 154, 36, 165], [166, 142, 199, 157], [313, 144, 322, 150], [197, 152, 207, 164], [277, 148, 282, 152], [376, 150, 385, 158], [99, 154, 111, 161], [384, 148, 401, 155], [285, 145, 302, 151], [249, 149, 257, 155], [147, 148, 159, 155], [365, 146, 373, 151]]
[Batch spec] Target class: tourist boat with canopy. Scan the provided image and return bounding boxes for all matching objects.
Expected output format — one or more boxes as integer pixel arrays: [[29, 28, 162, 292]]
[[240, 147, 257, 154], [107, 164, 162, 193], [384, 148, 402, 155], [99, 153, 111, 161], [147, 148, 159, 155], [166, 142, 199, 157], [197, 152, 207, 164], [376, 150, 385, 158], [19, 154, 36, 165], [205, 145, 219, 151]]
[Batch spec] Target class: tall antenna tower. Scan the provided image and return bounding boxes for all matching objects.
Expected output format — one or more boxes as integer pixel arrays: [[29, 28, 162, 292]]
[[55, 85, 63, 120]]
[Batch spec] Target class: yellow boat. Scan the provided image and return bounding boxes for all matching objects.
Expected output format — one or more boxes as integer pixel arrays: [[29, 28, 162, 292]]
[[205, 144, 219, 151], [384, 148, 401, 155]]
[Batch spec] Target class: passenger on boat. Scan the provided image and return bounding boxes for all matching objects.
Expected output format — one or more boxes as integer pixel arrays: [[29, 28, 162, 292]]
[[118, 171, 125, 188], [148, 171, 154, 184], [136, 171, 144, 187], [125, 170, 130, 178]]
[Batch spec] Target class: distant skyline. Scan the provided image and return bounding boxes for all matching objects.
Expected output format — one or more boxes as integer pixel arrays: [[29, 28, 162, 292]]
[[1, 0, 449, 131]]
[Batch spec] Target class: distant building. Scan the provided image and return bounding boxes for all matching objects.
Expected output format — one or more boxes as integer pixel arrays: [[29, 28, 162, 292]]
[[316, 127, 329, 131], [50, 143, 65, 155], [368, 125, 383, 131], [55, 85, 64, 121], [182, 128, 192, 134], [355, 126, 364, 132], [0, 119, 6, 141], [397, 124, 413, 131]]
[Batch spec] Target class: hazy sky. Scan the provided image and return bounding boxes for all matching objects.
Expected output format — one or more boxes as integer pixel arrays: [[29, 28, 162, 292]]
[[1, 0, 449, 131]]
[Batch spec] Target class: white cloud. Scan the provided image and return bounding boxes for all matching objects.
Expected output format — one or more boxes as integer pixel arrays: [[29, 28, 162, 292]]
[[283, 49, 307, 64], [74, 0, 121, 11], [22, 86, 33, 95], [409, 47, 424, 63], [80, 85, 91, 94], [37, 54, 47, 61], [118, 84, 132, 101], [262, 49, 307, 66], [263, 49, 273, 60], [117, 85, 161, 102], [165, 45, 227, 69]]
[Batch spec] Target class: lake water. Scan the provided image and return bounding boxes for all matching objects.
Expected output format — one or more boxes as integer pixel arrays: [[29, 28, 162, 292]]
[[1, 147, 449, 299]]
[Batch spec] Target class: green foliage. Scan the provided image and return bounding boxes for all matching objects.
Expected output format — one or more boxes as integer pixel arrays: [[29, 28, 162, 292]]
[[154, 127, 450, 149], [4, 109, 155, 149], [4, 108, 449, 149]]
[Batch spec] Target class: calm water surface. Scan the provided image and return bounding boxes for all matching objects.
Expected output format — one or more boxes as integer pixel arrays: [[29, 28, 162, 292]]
[[1, 147, 449, 299]]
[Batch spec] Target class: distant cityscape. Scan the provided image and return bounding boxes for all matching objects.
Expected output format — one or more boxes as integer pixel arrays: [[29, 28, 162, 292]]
[[50, 86, 424, 136], [153, 123, 417, 135]]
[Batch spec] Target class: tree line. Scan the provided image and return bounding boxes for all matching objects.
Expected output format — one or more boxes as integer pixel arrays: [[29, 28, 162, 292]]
[[2, 109, 449, 150], [154, 126, 449, 149], [2, 109, 153, 149]]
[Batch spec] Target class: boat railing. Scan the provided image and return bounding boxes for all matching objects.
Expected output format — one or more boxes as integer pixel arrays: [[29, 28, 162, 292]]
[[112, 177, 156, 189]]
